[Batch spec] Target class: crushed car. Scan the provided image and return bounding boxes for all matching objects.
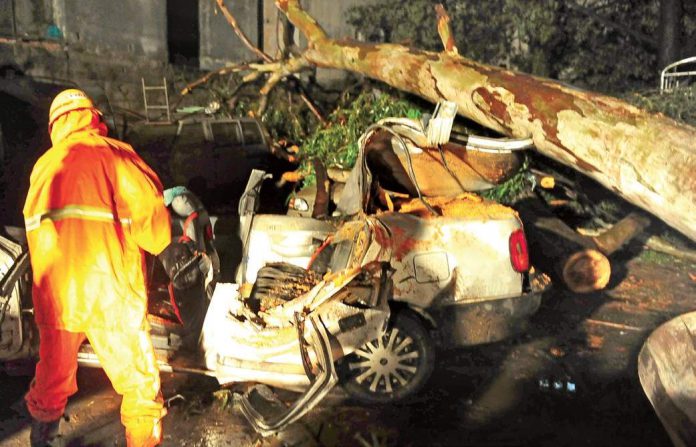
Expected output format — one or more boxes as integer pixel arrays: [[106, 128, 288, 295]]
[[235, 106, 550, 406]]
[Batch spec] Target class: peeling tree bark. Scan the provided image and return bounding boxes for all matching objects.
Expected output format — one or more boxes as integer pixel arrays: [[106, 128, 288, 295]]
[[273, 0, 696, 242]]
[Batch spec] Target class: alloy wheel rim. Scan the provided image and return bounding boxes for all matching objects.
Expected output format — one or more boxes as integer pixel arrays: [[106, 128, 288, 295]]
[[348, 327, 420, 394]]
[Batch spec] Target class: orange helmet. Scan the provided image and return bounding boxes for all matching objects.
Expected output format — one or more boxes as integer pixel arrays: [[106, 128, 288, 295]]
[[48, 89, 101, 129]]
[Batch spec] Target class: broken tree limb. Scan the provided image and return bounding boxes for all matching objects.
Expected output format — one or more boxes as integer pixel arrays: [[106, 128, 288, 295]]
[[181, 62, 253, 95], [592, 212, 652, 255], [292, 80, 327, 125], [578, 227, 696, 263], [643, 237, 696, 263], [185, 0, 325, 123], [435, 4, 458, 56], [275, 0, 696, 242]]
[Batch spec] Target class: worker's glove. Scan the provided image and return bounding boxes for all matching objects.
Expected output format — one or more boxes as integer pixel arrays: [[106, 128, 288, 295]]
[[158, 241, 201, 290]]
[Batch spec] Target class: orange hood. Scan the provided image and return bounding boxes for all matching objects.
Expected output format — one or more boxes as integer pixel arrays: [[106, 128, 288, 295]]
[[50, 108, 108, 146], [25, 109, 171, 332]]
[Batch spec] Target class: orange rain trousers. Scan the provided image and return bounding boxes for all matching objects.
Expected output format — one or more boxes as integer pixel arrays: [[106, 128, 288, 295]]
[[26, 327, 166, 447]]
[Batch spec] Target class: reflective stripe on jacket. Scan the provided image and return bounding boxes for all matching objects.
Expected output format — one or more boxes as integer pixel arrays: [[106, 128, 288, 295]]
[[23, 109, 171, 331]]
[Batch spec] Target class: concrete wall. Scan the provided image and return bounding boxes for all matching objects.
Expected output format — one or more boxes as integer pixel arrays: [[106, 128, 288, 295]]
[[0, 0, 171, 114], [55, 0, 167, 59], [0, 0, 166, 58], [0, 0, 53, 39], [303, 0, 369, 41], [2, 0, 375, 77], [199, 0, 260, 70]]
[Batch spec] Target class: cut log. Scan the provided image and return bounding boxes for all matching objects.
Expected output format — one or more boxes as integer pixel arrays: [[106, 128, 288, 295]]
[[638, 311, 696, 447], [273, 0, 696, 242], [517, 196, 655, 293], [514, 195, 611, 293]]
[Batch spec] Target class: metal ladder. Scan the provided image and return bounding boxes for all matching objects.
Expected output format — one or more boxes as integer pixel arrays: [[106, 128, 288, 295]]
[[141, 77, 171, 123]]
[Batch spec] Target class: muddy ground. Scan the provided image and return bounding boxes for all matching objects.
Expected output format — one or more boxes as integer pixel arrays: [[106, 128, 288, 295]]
[[1, 248, 694, 446]]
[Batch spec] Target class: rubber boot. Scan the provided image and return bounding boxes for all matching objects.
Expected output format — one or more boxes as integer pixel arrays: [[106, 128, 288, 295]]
[[125, 417, 162, 447], [29, 418, 61, 447]]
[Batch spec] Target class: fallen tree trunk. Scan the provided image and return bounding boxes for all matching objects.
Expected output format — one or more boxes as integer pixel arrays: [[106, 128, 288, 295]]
[[273, 0, 696, 242]]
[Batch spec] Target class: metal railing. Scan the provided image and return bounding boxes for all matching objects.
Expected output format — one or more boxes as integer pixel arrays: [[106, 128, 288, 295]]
[[660, 56, 696, 93]]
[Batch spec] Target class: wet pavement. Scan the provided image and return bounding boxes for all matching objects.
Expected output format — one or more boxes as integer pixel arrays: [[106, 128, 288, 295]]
[[1, 250, 694, 446]]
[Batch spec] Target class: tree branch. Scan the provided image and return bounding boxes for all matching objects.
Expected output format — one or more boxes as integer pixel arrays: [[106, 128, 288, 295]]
[[180, 62, 253, 95], [215, 0, 273, 62], [210, 0, 324, 122], [435, 4, 458, 56], [275, 0, 329, 45], [297, 90, 327, 124]]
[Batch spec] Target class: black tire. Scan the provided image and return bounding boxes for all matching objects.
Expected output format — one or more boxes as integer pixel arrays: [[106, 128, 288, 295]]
[[340, 310, 435, 404]]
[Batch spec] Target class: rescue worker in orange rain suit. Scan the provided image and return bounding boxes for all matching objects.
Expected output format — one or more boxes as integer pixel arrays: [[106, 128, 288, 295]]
[[23, 89, 200, 446]]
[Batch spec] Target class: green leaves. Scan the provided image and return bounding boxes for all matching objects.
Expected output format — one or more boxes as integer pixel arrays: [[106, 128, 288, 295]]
[[298, 90, 422, 184], [481, 155, 532, 204], [626, 86, 696, 127]]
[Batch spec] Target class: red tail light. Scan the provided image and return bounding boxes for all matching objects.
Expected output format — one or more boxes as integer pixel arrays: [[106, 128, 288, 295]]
[[509, 229, 530, 272]]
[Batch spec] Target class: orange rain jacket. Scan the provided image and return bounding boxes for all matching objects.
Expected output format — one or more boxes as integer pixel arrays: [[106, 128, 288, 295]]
[[23, 109, 171, 332]]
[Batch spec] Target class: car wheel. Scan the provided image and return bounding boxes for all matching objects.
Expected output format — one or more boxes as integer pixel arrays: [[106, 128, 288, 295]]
[[340, 310, 435, 404]]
